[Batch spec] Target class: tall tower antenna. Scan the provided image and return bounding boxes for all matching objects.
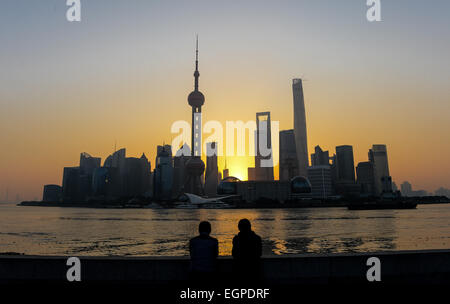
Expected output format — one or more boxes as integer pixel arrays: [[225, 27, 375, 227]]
[[186, 36, 206, 195], [194, 35, 199, 91]]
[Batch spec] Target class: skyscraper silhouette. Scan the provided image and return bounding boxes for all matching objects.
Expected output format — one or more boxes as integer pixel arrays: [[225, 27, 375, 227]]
[[204, 142, 219, 196], [335, 145, 356, 182], [279, 129, 298, 180], [184, 37, 205, 195], [292, 79, 309, 177], [369, 144, 392, 195], [311, 146, 330, 166], [254, 112, 274, 181], [154, 145, 173, 200]]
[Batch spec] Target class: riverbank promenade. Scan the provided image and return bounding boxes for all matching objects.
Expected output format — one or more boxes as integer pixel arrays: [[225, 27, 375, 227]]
[[1, 249, 449, 284]]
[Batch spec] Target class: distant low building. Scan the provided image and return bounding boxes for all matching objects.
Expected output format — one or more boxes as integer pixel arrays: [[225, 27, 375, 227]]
[[334, 180, 361, 198], [400, 181, 428, 197], [42, 185, 62, 202], [400, 181, 413, 196], [435, 187, 450, 198]]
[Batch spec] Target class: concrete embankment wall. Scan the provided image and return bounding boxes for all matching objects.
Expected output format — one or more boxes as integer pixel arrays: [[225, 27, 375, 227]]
[[1, 250, 449, 284]]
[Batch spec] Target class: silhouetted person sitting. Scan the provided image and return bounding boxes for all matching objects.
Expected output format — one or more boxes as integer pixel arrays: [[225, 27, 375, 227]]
[[232, 219, 262, 281], [189, 221, 219, 284]]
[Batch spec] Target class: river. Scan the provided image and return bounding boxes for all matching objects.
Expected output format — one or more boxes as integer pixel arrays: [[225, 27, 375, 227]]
[[0, 203, 449, 256]]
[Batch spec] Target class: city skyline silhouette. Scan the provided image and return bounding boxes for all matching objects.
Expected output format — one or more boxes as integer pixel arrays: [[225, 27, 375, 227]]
[[1, 1, 450, 200]]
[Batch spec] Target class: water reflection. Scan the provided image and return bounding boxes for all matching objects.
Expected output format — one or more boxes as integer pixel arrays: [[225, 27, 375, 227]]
[[0, 203, 449, 256]]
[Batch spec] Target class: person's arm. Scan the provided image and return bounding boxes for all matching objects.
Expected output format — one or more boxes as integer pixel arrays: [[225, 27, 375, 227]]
[[232, 236, 238, 258]]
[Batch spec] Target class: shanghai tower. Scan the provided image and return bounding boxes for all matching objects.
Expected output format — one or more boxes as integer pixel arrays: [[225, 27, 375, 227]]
[[292, 79, 309, 177]]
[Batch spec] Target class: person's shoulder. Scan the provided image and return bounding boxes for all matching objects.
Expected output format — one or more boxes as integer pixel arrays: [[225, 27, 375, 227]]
[[190, 235, 201, 242], [253, 233, 262, 241]]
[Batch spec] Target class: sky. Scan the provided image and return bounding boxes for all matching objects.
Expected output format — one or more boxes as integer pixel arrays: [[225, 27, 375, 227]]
[[1, 0, 450, 200]]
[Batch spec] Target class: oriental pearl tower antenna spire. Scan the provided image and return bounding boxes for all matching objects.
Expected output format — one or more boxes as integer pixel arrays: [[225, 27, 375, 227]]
[[195, 35, 199, 91], [185, 36, 206, 196]]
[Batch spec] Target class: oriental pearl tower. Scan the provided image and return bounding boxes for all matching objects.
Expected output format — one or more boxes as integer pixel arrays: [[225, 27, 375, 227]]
[[184, 37, 205, 195]]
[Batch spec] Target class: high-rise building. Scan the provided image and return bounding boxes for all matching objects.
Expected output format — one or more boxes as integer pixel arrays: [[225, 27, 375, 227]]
[[92, 167, 121, 198], [356, 161, 375, 196], [79, 152, 101, 199], [204, 142, 219, 196], [184, 37, 205, 195], [369, 144, 392, 195], [173, 144, 191, 196], [311, 146, 330, 166], [62, 167, 81, 202], [103, 148, 126, 195], [61, 152, 102, 202], [80, 152, 101, 175], [154, 145, 173, 200], [253, 112, 274, 181], [335, 145, 356, 182], [307, 165, 333, 199], [333, 146, 359, 197], [292, 79, 309, 177], [102, 148, 151, 198], [104, 148, 126, 169], [122, 154, 151, 197], [279, 130, 298, 181]]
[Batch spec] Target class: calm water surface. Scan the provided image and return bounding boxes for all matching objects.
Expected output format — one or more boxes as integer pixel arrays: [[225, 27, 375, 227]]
[[0, 203, 449, 256]]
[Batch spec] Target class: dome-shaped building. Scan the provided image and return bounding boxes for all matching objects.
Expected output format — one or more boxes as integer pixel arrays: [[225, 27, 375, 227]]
[[217, 176, 241, 195], [290, 176, 312, 194]]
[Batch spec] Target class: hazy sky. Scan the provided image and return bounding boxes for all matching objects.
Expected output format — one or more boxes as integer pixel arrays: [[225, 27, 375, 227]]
[[1, 0, 450, 200]]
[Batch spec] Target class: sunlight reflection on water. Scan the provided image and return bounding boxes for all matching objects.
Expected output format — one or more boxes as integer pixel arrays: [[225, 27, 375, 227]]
[[0, 203, 449, 256]]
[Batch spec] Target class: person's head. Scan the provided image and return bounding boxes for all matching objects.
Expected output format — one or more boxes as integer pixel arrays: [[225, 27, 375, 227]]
[[238, 218, 252, 233], [199, 221, 211, 235]]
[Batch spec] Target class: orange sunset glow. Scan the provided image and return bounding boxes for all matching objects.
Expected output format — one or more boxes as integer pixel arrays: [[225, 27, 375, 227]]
[[1, 1, 449, 201]]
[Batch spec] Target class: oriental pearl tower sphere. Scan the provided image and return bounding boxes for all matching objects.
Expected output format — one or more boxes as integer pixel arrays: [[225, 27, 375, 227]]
[[184, 37, 206, 195]]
